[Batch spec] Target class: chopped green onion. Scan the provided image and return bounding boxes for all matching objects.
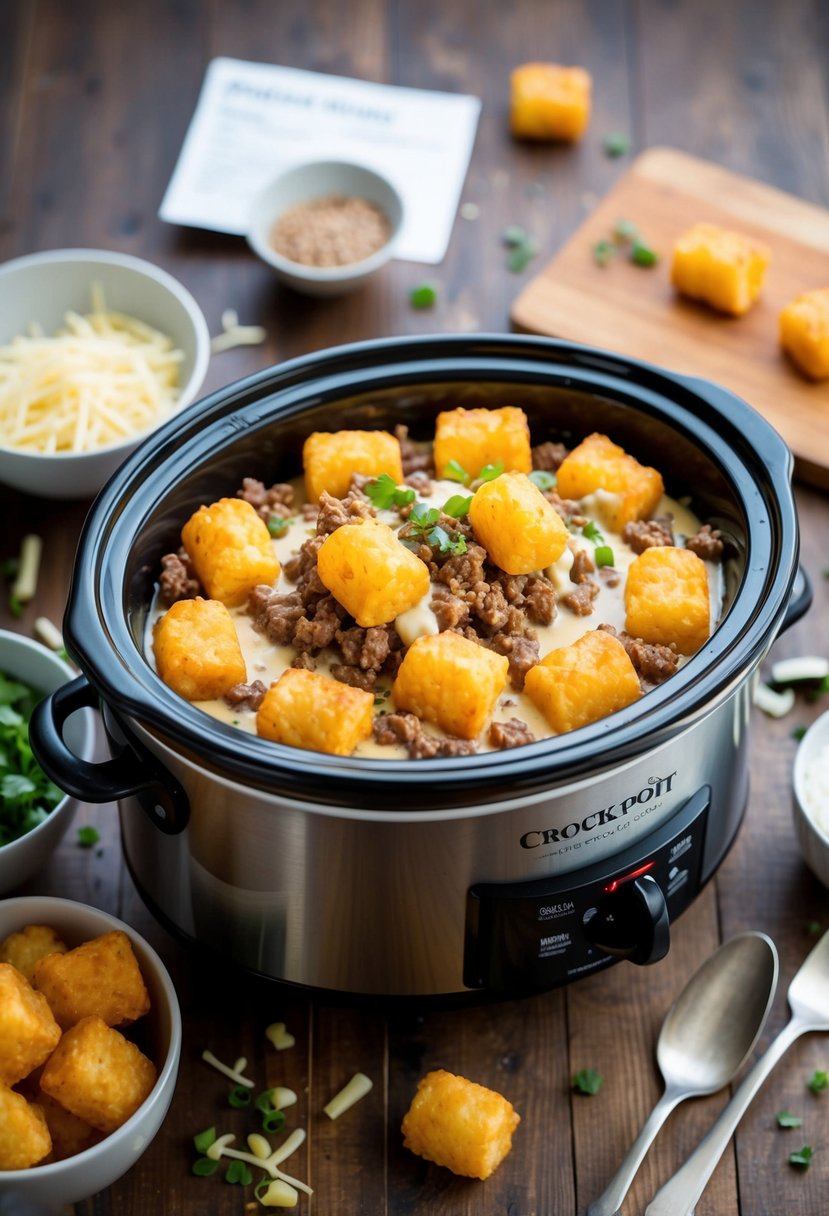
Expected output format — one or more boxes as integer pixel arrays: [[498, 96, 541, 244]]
[[478, 461, 504, 482], [442, 459, 469, 485], [603, 132, 631, 158], [225, 1160, 253, 1185], [262, 1108, 287, 1135], [502, 225, 527, 247], [808, 1069, 828, 1094], [789, 1145, 814, 1168], [806, 920, 822, 936], [593, 238, 615, 267], [571, 1067, 603, 1095], [792, 725, 807, 741], [582, 520, 603, 543], [255, 1089, 276, 1113], [614, 217, 639, 243], [776, 1110, 804, 1128], [267, 515, 289, 538], [441, 494, 473, 519], [228, 1084, 252, 1108], [594, 545, 615, 568], [630, 239, 659, 267], [192, 1157, 219, 1177], [193, 1126, 217, 1154], [365, 473, 415, 511], [529, 470, 556, 491], [507, 238, 538, 273], [76, 825, 100, 848], [409, 282, 438, 310]]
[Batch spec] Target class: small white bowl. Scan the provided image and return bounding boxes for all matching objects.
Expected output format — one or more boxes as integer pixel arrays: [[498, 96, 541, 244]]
[[0, 631, 95, 895], [0, 248, 211, 499], [793, 709, 829, 887], [246, 159, 404, 296], [0, 895, 181, 1205]]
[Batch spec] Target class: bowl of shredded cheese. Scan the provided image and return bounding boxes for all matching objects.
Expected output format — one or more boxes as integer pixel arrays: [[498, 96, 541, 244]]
[[0, 248, 210, 499]]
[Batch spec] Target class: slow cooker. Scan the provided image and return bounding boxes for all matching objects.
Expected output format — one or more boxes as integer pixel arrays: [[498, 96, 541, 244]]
[[32, 335, 808, 998]]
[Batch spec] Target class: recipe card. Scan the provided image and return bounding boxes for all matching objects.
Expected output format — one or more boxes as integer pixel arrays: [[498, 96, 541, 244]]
[[159, 58, 481, 264]]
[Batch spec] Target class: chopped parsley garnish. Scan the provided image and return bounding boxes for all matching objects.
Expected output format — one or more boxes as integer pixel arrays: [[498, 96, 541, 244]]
[[582, 520, 603, 543], [410, 282, 439, 309], [808, 1069, 828, 1094], [267, 515, 290, 538], [403, 501, 467, 556], [529, 469, 556, 491], [792, 725, 808, 741], [571, 1068, 604, 1095], [442, 494, 473, 519], [502, 225, 538, 272], [442, 459, 469, 485], [593, 238, 615, 267], [806, 919, 822, 936], [365, 473, 416, 511], [478, 461, 504, 483], [789, 1145, 814, 1168], [776, 1110, 803, 1128], [0, 672, 64, 846], [76, 825, 100, 848], [593, 218, 658, 269], [603, 131, 631, 158], [614, 217, 639, 242]]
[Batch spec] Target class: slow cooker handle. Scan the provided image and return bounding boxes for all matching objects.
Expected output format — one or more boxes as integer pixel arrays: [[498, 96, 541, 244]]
[[779, 565, 812, 635], [30, 676, 189, 834]]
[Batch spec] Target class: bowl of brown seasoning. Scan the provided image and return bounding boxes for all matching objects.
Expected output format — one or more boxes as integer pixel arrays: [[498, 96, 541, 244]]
[[247, 160, 404, 296]]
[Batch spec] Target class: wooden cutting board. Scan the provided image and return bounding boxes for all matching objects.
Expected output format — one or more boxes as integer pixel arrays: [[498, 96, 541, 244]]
[[511, 147, 829, 489]]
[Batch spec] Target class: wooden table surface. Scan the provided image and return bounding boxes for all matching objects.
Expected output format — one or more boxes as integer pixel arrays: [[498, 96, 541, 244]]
[[2, 2, 829, 1214]]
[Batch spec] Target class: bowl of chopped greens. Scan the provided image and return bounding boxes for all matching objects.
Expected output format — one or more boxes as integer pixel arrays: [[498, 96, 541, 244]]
[[0, 630, 95, 893]]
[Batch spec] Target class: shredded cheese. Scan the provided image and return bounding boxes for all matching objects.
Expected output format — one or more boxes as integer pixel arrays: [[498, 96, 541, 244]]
[[201, 1049, 255, 1087], [265, 1022, 296, 1051], [34, 616, 65, 652], [323, 1072, 373, 1120], [210, 308, 267, 354], [258, 1179, 299, 1207], [205, 1128, 312, 1195], [754, 682, 796, 718], [0, 289, 182, 454], [11, 534, 42, 604]]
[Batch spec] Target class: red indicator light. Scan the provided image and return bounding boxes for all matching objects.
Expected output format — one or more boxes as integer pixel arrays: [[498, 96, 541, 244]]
[[603, 860, 655, 894]]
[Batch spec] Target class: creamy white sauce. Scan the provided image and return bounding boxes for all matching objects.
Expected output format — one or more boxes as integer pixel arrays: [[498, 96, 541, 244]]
[[147, 479, 722, 759]]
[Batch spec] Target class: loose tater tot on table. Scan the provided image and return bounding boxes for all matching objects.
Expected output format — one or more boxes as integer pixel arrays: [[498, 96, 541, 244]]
[[401, 1068, 520, 1180]]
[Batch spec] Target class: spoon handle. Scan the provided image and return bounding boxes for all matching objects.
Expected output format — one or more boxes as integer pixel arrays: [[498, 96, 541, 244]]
[[586, 1089, 681, 1216], [644, 1016, 804, 1216]]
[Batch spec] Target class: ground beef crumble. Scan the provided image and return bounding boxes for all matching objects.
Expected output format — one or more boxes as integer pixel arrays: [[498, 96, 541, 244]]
[[684, 523, 724, 561], [622, 516, 675, 553], [531, 441, 568, 471], [599, 623, 680, 686], [223, 680, 267, 711], [158, 549, 201, 604], [372, 711, 477, 759], [489, 718, 537, 749], [237, 478, 295, 522], [560, 581, 599, 616], [395, 424, 434, 477]]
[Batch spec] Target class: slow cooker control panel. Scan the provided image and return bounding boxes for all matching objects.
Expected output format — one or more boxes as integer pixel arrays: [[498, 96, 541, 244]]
[[464, 786, 710, 990]]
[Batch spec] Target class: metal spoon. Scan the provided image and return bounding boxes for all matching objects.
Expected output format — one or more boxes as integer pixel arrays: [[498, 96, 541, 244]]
[[587, 932, 778, 1216], [645, 927, 829, 1216]]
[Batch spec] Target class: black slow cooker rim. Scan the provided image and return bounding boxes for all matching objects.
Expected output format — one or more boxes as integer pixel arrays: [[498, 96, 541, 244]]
[[65, 333, 798, 811]]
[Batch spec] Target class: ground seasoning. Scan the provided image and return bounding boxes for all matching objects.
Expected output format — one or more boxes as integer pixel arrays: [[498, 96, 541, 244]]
[[270, 194, 391, 267]]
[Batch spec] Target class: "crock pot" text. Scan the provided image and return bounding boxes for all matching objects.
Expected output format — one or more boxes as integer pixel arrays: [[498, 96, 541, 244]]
[[519, 772, 677, 849]]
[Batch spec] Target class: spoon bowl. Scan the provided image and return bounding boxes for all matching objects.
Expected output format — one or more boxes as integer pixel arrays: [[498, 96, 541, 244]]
[[587, 932, 778, 1216]]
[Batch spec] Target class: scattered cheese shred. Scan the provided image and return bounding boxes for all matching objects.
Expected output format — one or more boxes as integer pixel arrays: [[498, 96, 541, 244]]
[[258, 1179, 299, 1208], [210, 308, 267, 354], [34, 616, 65, 652], [11, 534, 42, 603], [754, 682, 796, 718], [205, 1127, 312, 1196], [0, 289, 182, 454], [323, 1072, 373, 1120], [265, 1022, 296, 1051], [201, 1049, 255, 1087]]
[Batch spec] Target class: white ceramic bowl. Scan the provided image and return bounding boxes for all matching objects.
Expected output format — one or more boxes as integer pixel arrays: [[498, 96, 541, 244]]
[[246, 159, 404, 296], [793, 709, 829, 887], [0, 248, 211, 499], [0, 631, 95, 895], [0, 895, 181, 1205]]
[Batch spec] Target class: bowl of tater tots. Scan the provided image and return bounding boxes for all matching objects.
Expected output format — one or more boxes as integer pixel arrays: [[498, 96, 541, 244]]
[[0, 895, 181, 1205]]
